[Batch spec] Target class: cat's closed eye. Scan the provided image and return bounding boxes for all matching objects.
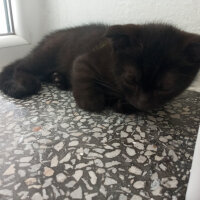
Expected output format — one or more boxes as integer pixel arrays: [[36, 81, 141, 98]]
[[155, 79, 175, 94], [155, 72, 177, 92]]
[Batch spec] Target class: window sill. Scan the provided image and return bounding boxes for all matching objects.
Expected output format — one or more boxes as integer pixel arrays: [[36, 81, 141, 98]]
[[0, 35, 29, 49]]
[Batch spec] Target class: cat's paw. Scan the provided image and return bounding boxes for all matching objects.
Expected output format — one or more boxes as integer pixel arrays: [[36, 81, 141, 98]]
[[52, 72, 69, 90], [52, 72, 62, 86], [0, 72, 41, 99]]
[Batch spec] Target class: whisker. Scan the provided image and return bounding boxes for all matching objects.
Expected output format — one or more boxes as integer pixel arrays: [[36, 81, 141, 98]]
[[94, 78, 120, 96]]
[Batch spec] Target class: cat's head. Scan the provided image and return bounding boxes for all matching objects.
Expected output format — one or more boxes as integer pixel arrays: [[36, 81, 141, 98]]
[[106, 23, 200, 110]]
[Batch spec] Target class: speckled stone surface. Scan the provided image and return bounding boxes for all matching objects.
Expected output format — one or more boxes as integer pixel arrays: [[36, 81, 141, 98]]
[[0, 85, 199, 200]]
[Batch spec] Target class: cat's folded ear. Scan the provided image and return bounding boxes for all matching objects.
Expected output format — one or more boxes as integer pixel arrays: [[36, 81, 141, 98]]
[[185, 38, 200, 63], [105, 25, 142, 53]]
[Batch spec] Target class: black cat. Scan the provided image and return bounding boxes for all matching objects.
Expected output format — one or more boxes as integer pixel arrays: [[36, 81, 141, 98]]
[[0, 23, 199, 113]]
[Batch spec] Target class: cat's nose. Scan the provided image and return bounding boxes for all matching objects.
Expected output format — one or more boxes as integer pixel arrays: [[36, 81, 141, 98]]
[[130, 92, 151, 110]]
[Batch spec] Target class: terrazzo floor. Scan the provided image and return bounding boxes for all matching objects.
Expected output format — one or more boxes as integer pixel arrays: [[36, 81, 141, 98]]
[[0, 85, 199, 200]]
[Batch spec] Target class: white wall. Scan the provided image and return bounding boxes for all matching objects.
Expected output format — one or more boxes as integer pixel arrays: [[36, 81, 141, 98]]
[[42, 0, 200, 34], [0, 0, 200, 89]]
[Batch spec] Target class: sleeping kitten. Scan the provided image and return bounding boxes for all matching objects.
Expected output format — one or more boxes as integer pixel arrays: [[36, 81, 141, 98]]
[[0, 23, 199, 113]]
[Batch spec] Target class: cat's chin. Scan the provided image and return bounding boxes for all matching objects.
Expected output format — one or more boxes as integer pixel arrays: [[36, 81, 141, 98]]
[[126, 102, 145, 111], [126, 100, 157, 111]]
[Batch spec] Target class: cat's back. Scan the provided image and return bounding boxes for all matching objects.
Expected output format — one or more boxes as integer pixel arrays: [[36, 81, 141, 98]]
[[55, 24, 108, 70], [35, 24, 107, 65], [59, 24, 108, 55]]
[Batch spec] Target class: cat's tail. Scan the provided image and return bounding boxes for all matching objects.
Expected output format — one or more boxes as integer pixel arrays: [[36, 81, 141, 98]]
[[0, 60, 41, 99]]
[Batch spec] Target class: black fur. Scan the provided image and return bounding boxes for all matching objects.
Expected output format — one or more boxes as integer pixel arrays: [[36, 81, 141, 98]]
[[0, 23, 199, 113]]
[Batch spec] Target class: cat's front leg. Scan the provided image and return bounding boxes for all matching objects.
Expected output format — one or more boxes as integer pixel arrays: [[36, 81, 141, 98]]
[[72, 56, 105, 112]]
